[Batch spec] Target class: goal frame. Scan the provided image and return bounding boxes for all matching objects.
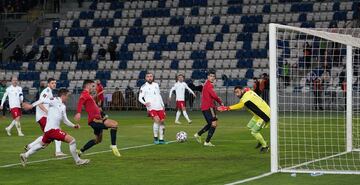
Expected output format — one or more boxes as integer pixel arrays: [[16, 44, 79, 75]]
[[269, 23, 360, 174]]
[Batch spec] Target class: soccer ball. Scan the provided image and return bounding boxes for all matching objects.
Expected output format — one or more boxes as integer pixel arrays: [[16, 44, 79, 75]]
[[176, 131, 187, 143]]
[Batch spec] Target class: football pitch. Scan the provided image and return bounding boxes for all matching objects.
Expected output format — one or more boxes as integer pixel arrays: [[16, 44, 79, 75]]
[[0, 111, 359, 185]]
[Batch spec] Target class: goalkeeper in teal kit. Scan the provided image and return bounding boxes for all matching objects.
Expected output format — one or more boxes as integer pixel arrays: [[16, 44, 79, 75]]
[[218, 86, 270, 153]]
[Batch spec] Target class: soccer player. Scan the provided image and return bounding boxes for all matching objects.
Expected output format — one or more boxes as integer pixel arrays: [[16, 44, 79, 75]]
[[25, 78, 67, 157], [194, 69, 223, 147], [217, 86, 270, 153], [20, 88, 89, 166], [138, 72, 167, 144], [74, 80, 121, 157], [95, 79, 107, 118], [1, 76, 24, 136], [169, 74, 196, 124]]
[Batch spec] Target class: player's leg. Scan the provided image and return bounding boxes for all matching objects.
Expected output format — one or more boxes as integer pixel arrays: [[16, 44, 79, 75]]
[[5, 119, 16, 136], [157, 111, 167, 144], [181, 105, 192, 124], [20, 134, 50, 167], [25, 136, 43, 151], [14, 113, 24, 136], [79, 130, 103, 154], [247, 116, 268, 153], [152, 116, 161, 144], [63, 134, 90, 165], [103, 118, 121, 157], [175, 108, 181, 124]]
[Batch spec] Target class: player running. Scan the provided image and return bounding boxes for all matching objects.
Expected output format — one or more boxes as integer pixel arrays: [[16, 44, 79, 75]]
[[74, 80, 121, 157], [217, 86, 270, 153], [169, 74, 196, 124], [1, 76, 24, 136], [24, 78, 67, 157], [138, 72, 167, 144], [194, 69, 223, 147], [20, 88, 90, 166]]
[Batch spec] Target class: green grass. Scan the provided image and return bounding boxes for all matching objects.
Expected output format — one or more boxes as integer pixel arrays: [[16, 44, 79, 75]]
[[0, 111, 358, 185]]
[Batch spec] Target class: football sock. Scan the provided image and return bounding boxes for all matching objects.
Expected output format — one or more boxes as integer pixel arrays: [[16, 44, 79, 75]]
[[28, 136, 43, 148], [25, 142, 43, 158], [205, 126, 216, 143], [159, 124, 165, 140], [81, 139, 97, 152], [55, 140, 62, 153], [182, 110, 190, 122], [251, 132, 267, 147], [69, 140, 80, 161], [15, 121, 22, 134], [153, 123, 159, 138], [175, 110, 181, 122], [7, 120, 16, 130], [198, 123, 211, 136], [110, 129, 117, 145]]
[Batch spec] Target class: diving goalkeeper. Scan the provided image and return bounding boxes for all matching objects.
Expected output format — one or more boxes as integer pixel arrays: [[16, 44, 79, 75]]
[[218, 86, 270, 153]]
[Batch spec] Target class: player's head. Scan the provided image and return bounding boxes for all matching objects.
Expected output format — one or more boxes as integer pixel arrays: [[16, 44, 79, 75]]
[[58, 88, 70, 103], [47, 78, 56, 90], [83, 79, 95, 91], [145, 72, 154, 84], [11, 76, 18, 86], [234, 86, 245, 98], [207, 69, 216, 83], [95, 79, 101, 84], [177, 74, 184, 82]]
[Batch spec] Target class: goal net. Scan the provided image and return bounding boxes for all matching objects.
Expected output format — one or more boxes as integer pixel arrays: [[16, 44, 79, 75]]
[[269, 23, 360, 174]]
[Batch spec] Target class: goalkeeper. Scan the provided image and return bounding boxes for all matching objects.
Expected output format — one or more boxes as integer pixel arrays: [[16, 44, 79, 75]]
[[218, 86, 270, 153]]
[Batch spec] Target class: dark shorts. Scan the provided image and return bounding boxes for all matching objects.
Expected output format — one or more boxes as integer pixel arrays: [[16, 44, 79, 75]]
[[202, 108, 218, 124], [89, 119, 108, 136]]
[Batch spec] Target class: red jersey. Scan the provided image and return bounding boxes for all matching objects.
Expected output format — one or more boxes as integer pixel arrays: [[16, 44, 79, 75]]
[[96, 83, 105, 102], [77, 90, 101, 124], [201, 80, 222, 111]]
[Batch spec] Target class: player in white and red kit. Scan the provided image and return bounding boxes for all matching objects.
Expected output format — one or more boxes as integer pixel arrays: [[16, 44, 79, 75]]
[[1, 76, 24, 136], [138, 72, 167, 144], [20, 89, 90, 166], [169, 74, 196, 124], [25, 78, 67, 157]]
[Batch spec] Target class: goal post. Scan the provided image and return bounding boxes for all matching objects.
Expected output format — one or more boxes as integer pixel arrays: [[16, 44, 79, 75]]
[[269, 23, 360, 174]]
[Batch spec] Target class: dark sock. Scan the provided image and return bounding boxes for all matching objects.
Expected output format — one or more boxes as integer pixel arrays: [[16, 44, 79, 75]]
[[206, 127, 216, 143], [110, 129, 117, 145], [154, 137, 158, 141], [81, 139, 97, 152], [198, 124, 211, 136], [101, 111, 106, 118]]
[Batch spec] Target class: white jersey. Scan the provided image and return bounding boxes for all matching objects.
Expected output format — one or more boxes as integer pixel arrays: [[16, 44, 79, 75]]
[[32, 97, 74, 132], [138, 82, 164, 111], [169, 82, 195, 101], [36, 87, 53, 122], [1, 85, 23, 109]]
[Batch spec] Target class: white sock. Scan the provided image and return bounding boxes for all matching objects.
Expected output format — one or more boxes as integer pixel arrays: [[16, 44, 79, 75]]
[[159, 124, 165, 140], [182, 110, 191, 122], [28, 136, 43, 148], [15, 121, 23, 134], [175, 110, 181, 122], [69, 140, 80, 162], [7, 120, 16, 130], [153, 123, 159, 138], [25, 142, 43, 158], [55, 140, 62, 153]]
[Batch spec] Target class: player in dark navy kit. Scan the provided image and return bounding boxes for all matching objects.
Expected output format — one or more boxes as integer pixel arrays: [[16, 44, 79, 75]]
[[74, 80, 121, 157], [194, 69, 223, 147]]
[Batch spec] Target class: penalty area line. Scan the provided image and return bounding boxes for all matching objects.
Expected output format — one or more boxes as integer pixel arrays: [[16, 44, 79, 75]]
[[225, 172, 275, 185], [0, 140, 177, 168]]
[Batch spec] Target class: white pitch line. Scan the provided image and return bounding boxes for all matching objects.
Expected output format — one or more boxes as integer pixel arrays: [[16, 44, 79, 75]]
[[224, 172, 275, 185], [0, 140, 176, 168]]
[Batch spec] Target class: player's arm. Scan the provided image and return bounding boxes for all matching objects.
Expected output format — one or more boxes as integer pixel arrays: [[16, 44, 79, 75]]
[[74, 96, 86, 121], [63, 107, 80, 129], [38, 93, 49, 113], [185, 84, 196, 97], [19, 87, 23, 103], [138, 87, 148, 105], [168, 86, 175, 99], [0, 90, 8, 109], [218, 100, 245, 112], [209, 87, 223, 105], [24, 98, 53, 110]]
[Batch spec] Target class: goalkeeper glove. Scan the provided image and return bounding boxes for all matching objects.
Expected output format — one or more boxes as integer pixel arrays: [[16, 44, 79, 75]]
[[217, 106, 230, 112]]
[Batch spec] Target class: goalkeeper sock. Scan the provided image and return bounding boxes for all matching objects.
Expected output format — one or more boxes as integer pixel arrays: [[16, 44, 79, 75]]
[[175, 110, 181, 122], [81, 139, 97, 152], [198, 123, 211, 136], [110, 129, 117, 145], [205, 126, 216, 143], [251, 132, 267, 147]]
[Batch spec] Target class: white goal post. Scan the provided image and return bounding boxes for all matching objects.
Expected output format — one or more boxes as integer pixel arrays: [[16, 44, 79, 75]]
[[269, 23, 360, 174]]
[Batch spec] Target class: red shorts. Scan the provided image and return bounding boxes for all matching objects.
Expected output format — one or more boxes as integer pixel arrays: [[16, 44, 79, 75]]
[[176, 101, 186, 109], [10, 108, 22, 119], [38, 117, 47, 132], [148, 110, 166, 121], [42, 129, 67, 144]]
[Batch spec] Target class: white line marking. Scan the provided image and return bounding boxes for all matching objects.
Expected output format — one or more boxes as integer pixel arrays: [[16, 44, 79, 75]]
[[224, 172, 275, 185], [0, 140, 176, 168]]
